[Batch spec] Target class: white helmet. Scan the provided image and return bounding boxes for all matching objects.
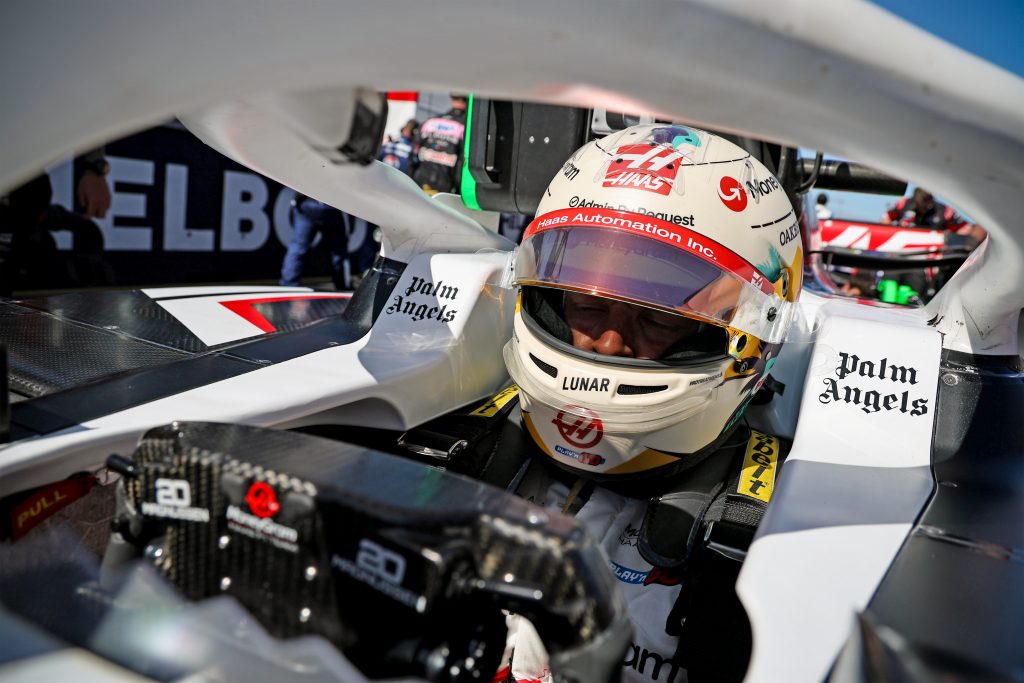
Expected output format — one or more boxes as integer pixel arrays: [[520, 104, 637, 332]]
[[504, 124, 803, 481]]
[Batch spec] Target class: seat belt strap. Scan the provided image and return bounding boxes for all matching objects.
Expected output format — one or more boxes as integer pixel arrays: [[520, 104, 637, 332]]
[[637, 429, 785, 569], [398, 384, 527, 485], [703, 429, 784, 561]]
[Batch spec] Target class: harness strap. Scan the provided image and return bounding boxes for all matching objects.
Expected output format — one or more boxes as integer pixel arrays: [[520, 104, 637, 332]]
[[638, 429, 783, 569], [663, 430, 787, 681], [398, 384, 529, 487], [637, 453, 732, 570]]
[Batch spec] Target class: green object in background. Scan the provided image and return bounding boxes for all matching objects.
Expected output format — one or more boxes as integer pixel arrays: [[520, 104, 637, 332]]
[[878, 279, 918, 304], [897, 284, 917, 304], [879, 279, 898, 303], [460, 93, 481, 211]]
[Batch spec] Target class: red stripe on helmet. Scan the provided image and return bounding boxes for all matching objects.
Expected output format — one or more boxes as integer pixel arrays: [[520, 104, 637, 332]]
[[524, 208, 773, 294]]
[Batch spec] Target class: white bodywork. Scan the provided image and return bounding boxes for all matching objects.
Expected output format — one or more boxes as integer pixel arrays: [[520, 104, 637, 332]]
[[0, 1, 1020, 681], [0, 251, 515, 497]]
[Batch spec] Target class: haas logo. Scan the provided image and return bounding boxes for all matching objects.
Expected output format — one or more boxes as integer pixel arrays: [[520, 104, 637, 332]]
[[603, 145, 684, 196], [552, 407, 604, 448], [718, 176, 748, 212]]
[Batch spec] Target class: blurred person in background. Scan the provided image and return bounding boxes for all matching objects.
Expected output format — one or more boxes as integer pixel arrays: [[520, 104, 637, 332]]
[[379, 118, 419, 176], [883, 187, 986, 247], [815, 192, 832, 221], [279, 194, 354, 291], [0, 149, 113, 295], [412, 94, 467, 195]]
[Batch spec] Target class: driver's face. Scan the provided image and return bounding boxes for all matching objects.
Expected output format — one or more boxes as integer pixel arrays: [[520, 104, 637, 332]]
[[564, 292, 698, 360]]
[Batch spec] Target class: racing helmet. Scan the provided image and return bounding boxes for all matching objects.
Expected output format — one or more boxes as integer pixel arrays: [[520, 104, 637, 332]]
[[504, 124, 803, 481]]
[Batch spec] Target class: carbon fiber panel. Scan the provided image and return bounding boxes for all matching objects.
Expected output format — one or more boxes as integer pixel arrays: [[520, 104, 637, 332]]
[[18, 291, 208, 353], [121, 422, 630, 681], [1, 302, 190, 398], [6, 260, 401, 436]]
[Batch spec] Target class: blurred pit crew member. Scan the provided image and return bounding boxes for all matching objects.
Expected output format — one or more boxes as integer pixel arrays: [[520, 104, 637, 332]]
[[815, 192, 832, 220], [407, 125, 803, 683], [379, 118, 419, 176], [412, 94, 466, 195], [883, 187, 986, 247], [279, 195, 353, 290]]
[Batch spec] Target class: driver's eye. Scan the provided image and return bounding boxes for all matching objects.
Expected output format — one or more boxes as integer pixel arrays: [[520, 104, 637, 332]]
[[642, 316, 676, 331], [640, 311, 683, 330], [570, 301, 608, 315]]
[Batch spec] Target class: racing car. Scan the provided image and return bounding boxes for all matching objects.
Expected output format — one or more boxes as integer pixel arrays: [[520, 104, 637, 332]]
[[0, 2, 1021, 682]]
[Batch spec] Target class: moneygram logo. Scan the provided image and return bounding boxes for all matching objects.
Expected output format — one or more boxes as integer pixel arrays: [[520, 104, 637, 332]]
[[718, 176, 748, 212], [603, 145, 684, 196], [245, 482, 280, 519]]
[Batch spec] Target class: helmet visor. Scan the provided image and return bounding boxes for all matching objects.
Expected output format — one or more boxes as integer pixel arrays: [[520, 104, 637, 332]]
[[515, 208, 792, 342]]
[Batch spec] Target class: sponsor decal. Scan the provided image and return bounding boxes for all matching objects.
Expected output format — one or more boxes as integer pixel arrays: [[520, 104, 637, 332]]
[[566, 196, 696, 227], [561, 160, 581, 181], [417, 148, 459, 167], [779, 221, 801, 246], [610, 559, 649, 584], [718, 176, 748, 211], [525, 208, 773, 294], [385, 275, 460, 323], [470, 384, 519, 417], [619, 523, 639, 546], [405, 276, 459, 300], [738, 431, 779, 502], [420, 118, 465, 142], [602, 144, 685, 196], [226, 504, 299, 553], [554, 444, 606, 466], [552, 408, 604, 448], [245, 481, 280, 519], [623, 642, 686, 683], [744, 175, 780, 202], [819, 351, 928, 416], [332, 539, 427, 612], [562, 376, 610, 392], [141, 478, 211, 522], [688, 372, 723, 387]]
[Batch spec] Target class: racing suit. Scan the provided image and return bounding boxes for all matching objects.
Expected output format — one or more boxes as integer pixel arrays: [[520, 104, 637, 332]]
[[402, 398, 784, 683], [499, 482, 686, 683], [411, 108, 466, 195]]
